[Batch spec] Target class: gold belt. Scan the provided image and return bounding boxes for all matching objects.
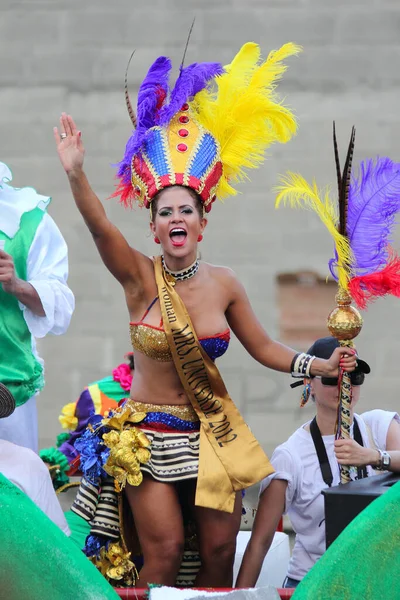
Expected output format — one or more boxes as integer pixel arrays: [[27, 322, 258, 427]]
[[127, 399, 199, 423]]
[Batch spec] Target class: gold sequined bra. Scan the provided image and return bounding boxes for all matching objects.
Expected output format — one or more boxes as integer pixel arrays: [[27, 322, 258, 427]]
[[130, 297, 230, 363]]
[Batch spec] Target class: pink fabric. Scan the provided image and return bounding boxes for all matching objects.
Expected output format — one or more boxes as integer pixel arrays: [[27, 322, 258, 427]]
[[112, 363, 132, 392]]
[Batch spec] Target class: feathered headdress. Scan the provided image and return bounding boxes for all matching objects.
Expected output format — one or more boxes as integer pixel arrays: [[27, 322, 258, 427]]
[[114, 42, 301, 212], [275, 124, 400, 309]]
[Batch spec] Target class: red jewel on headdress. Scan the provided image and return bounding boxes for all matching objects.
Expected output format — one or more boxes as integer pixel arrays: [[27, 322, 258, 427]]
[[181, 103, 189, 111], [177, 143, 188, 152], [134, 185, 141, 195], [179, 115, 189, 124], [178, 129, 189, 138]]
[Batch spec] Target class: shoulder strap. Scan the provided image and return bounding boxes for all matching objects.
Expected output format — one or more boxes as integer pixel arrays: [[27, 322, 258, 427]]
[[310, 417, 333, 487], [354, 417, 368, 480]]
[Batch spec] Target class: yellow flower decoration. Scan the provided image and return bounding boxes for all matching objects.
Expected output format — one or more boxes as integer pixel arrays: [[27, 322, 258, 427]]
[[103, 426, 151, 491], [58, 402, 78, 431], [102, 402, 146, 431], [91, 542, 138, 586]]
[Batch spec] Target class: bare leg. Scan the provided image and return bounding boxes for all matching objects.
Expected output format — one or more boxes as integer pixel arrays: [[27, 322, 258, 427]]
[[125, 475, 185, 586], [194, 490, 242, 587]]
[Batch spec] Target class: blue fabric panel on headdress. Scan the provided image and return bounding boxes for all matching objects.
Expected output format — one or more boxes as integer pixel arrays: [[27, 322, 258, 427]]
[[190, 133, 218, 179], [144, 129, 170, 176]]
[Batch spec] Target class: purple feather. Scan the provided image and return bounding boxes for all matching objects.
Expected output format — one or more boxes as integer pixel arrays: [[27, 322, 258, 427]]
[[157, 62, 223, 126], [117, 56, 172, 183], [137, 56, 171, 130], [329, 158, 400, 279], [348, 158, 400, 274]]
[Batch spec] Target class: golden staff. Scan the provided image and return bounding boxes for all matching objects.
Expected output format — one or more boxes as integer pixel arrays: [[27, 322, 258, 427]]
[[327, 288, 362, 482], [276, 124, 361, 484], [326, 125, 361, 483], [276, 125, 400, 482]]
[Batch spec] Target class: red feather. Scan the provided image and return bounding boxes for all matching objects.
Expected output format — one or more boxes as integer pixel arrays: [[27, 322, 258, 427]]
[[349, 250, 400, 309], [155, 86, 167, 112], [109, 178, 136, 209]]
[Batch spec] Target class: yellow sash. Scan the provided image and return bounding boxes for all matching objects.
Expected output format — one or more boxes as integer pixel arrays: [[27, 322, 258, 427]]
[[154, 256, 274, 513]]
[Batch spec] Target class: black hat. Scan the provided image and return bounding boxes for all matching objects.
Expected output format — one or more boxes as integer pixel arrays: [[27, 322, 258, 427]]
[[290, 336, 370, 389], [307, 336, 371, 374], [0, 383, 16, 419]]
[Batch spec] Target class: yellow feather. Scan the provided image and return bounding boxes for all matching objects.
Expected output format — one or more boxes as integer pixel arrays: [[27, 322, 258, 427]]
[[189, 42, 302, 200], [274, 172, 352, 289]]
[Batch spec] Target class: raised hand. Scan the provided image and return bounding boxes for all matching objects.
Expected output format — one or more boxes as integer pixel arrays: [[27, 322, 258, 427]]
[[53, 113, 85, 175]]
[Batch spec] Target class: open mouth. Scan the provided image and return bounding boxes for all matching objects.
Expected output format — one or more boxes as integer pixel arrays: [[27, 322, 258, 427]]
[[169, 228, 187, 246]]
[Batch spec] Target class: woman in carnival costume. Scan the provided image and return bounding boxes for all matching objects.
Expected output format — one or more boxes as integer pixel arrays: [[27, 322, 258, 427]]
[[54, 43, 356, 588]]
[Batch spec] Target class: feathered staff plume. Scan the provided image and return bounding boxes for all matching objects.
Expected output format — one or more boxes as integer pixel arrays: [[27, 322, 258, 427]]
[[275, 123, 400, 309], [275, 172, 352, 291], [346, 158, 400, 307], [189, 42, 302, 199]]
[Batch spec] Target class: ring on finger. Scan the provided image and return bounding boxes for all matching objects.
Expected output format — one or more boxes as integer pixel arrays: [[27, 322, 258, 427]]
[[60, 132, 67, 139]]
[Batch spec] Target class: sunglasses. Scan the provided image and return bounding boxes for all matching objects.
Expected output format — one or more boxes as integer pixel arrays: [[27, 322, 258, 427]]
[[317, 372, 365, 387]]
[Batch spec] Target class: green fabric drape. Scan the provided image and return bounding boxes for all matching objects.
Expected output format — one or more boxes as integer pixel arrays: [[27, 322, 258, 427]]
[[0, 473, 119, 600], [293, 481, 400, 600]]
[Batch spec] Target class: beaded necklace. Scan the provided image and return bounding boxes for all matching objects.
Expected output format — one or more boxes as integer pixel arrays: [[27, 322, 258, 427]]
[[161, 255, 199, 281]]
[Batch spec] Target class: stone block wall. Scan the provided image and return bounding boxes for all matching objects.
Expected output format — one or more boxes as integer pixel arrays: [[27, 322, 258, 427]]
[[0, 0, 399, 453]]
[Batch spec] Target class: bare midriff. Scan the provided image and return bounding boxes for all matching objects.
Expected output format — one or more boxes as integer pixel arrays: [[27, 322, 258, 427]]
[[129, 351, 190, 406]]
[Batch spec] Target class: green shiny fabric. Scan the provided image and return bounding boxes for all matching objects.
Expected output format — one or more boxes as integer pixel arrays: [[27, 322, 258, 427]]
[[66, 508, 91, 550], [293, 481, 400, 600], [0, 473, 119, 600]]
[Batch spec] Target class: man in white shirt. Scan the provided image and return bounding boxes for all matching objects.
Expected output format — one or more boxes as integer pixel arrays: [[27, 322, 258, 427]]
[[0, 161, 74, 452], [0, 382, 70, 535], [236, 337, 400, 589]]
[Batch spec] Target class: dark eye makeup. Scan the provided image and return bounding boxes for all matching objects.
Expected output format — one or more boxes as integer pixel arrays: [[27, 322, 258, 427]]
[[158, 206, 194, 216]]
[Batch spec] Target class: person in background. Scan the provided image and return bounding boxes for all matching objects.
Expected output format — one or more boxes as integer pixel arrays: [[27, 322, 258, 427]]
[[40, 353, 135, 482], [236, 337, 400, 589], [0, 382, 70, 535], [0, 161, 74, 452]]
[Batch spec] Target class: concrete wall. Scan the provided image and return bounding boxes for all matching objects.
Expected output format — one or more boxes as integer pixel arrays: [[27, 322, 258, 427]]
[[1, 0, 399, 454]]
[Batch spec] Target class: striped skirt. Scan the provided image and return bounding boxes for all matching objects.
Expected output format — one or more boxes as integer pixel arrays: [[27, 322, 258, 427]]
[[129, 399, 200, 483], [71, 398, 202, 587]]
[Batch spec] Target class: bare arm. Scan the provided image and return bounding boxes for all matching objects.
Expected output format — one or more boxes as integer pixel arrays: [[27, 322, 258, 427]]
[[335, 419, 400, 471], [225, 270, 355, 376], [54, 113, 150, 286], [235, 480, 287, 588]]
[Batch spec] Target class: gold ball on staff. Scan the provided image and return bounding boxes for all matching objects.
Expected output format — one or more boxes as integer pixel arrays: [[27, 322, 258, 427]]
[[327, 289, 363, 341]]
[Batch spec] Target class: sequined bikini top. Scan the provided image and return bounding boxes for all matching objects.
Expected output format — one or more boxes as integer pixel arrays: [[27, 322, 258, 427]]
[[130, 298, 230, 363]]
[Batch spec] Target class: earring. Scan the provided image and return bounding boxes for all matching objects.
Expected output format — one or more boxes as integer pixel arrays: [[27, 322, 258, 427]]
[[154, 237, 161, 244], [197, 234, 203, 242], [300, 383, 311, 408]]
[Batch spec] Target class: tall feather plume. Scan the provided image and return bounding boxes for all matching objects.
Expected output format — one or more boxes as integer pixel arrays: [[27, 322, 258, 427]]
[[347, 158, 400, 273], [190, 42, 302, 199], [333, 122, 342, 218], [338, 126, 355, 237], [179, 17, 196, 72], [157, 62, 224, 127], [275, 173, 352, 291], [116, 56, 172, 192], [124, 50, 137, 129], [326, 157, 400, 307]]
